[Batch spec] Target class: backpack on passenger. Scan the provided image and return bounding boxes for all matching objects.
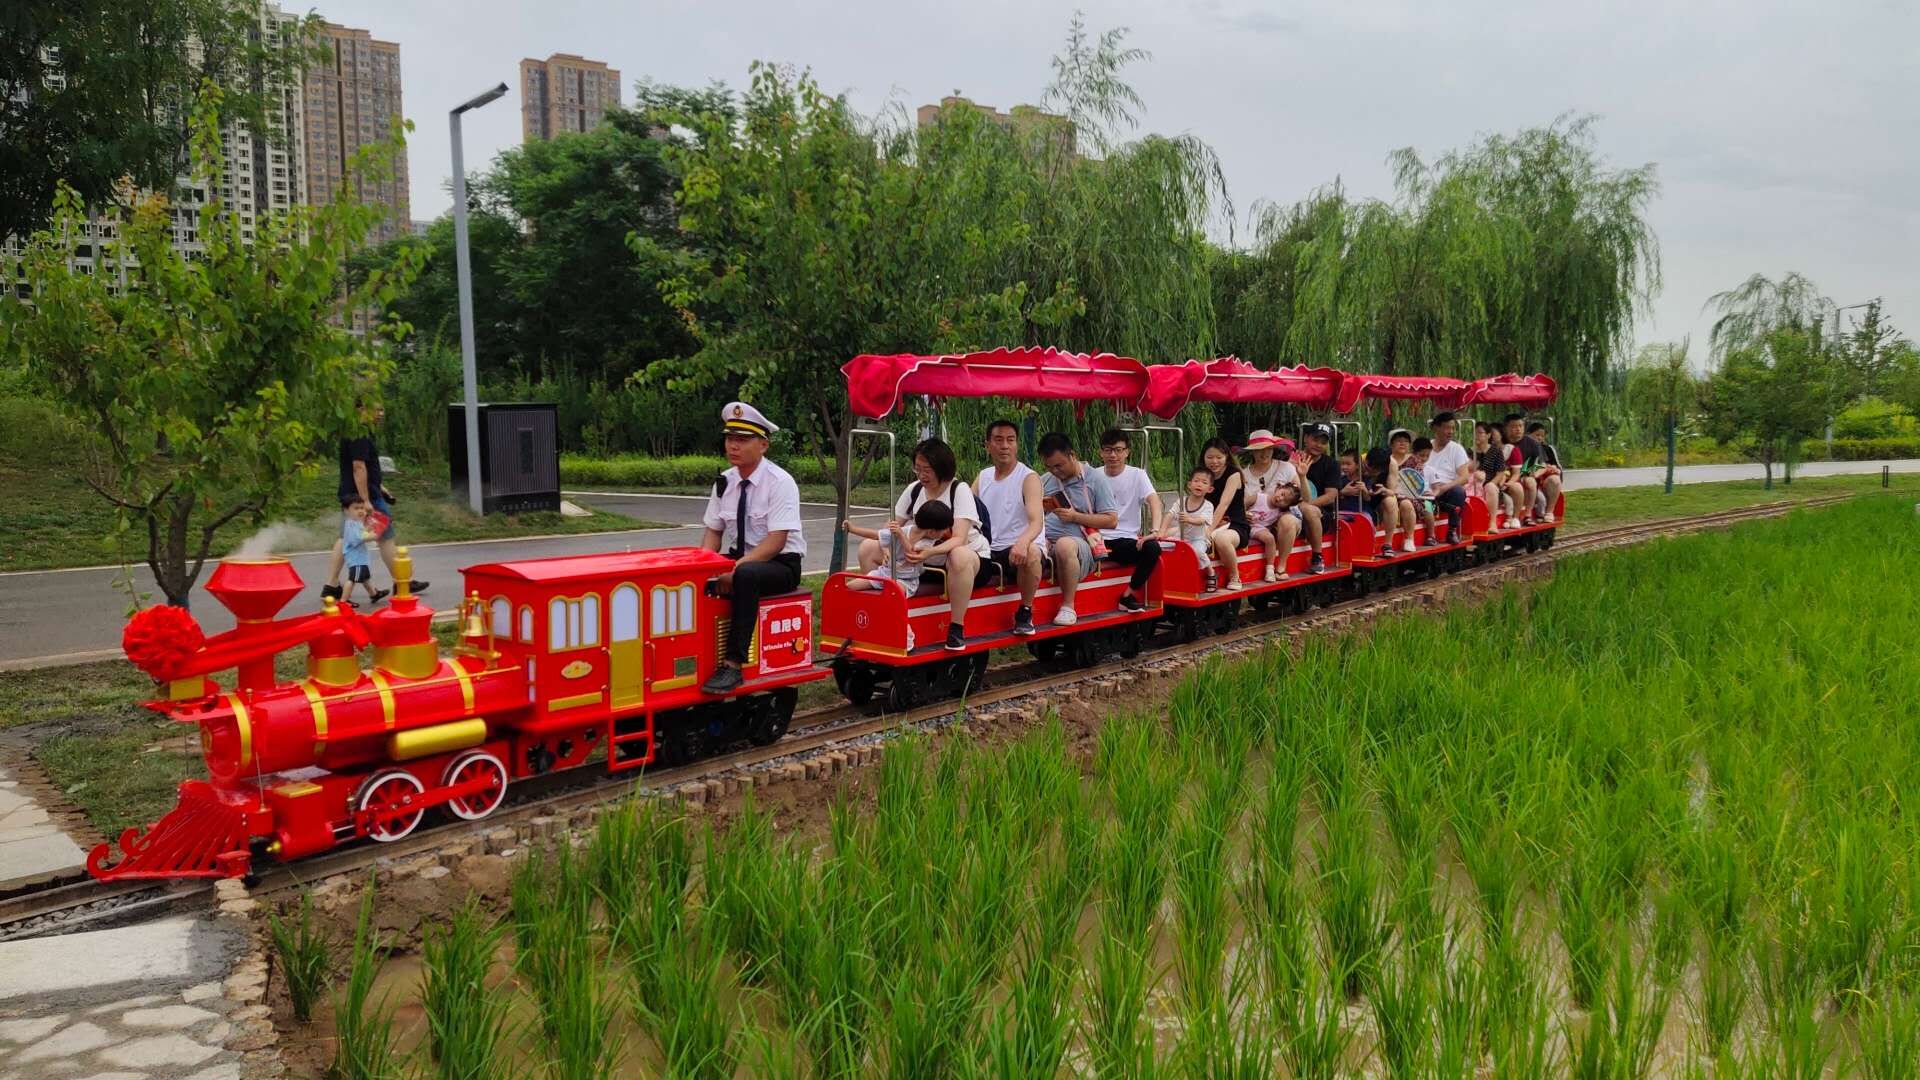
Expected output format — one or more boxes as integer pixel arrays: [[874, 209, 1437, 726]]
[[904, 480, 992, 547]]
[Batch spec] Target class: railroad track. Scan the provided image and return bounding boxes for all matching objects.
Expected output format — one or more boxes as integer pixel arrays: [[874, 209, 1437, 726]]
[[0, 494, 1846, 940]]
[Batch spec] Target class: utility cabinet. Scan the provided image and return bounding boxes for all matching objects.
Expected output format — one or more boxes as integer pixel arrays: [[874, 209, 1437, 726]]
[[448, 402, 561, 515]]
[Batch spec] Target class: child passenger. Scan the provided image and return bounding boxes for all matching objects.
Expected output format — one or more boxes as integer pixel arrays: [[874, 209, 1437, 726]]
[[843, 500, 954, 594], [1159, 465, 1220, 592]]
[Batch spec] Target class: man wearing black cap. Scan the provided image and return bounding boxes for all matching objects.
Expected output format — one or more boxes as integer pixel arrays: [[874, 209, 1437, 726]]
[[1298, 424, 1340, 573], [698, 402, 806, 694]]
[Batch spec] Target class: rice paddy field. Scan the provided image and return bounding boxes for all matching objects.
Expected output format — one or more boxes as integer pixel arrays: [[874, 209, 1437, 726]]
[[293, 497, 1920, 1077]]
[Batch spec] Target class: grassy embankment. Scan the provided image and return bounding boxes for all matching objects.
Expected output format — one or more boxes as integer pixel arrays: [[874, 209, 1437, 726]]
[[290, 496, 1920, 1074], [0, 397, 665, 574]]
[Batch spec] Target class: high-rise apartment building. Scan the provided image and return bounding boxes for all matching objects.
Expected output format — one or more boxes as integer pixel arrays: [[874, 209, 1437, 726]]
[[303, 21, 410, 248], [520, 54, 621, 141], [915, 96, 1077, 158]]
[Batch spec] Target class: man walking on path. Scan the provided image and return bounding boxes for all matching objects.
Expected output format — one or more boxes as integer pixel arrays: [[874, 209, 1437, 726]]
[[698, 402, 807, 694], [321, 401, 427, 601]]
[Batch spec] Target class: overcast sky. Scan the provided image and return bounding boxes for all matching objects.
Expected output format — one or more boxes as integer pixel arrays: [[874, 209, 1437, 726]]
[[321, 0, 1918, 367]]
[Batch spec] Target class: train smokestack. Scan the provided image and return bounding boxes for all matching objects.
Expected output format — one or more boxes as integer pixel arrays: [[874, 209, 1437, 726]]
[[206, 559, 305, 690]]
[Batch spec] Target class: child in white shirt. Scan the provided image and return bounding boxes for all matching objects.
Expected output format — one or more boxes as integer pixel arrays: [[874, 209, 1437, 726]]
[[843, 501, 953, 594]]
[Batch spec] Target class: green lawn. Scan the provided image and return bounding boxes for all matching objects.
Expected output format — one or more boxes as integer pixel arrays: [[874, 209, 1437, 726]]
[[0, 397, 668, 573], [1565, 470, 1920, 532]]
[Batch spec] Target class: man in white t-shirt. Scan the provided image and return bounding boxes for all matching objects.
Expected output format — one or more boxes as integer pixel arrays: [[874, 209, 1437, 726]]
[[974, 419, 1047, 636], [1419, 411, 1472, 536], [1095, 428, 1163, 612]]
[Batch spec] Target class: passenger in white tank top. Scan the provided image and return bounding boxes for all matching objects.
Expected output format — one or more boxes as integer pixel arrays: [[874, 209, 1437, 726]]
[[976, 420, 1047, 635]]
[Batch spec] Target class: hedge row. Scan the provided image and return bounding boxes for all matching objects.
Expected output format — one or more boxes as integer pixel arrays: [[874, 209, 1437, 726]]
[[1802, 437, 1920, 462], [561, 453, 842, 488]]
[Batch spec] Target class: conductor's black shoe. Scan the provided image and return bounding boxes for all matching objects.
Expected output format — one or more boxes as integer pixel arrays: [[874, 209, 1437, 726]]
[[1117, 592, 1145, 613], [410, 579, 430, 594], [320, 583, 344, 601], [944, 623, 967, 651], [700, 664, 744, 695]]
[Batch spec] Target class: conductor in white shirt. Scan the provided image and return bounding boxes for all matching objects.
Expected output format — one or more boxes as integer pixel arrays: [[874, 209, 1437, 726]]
[[699, 402, 807, 694]]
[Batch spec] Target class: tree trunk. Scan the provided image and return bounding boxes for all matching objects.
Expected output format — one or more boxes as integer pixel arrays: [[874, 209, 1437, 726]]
[[1761, 444, 1774, 491], [150, 495, 196, 608]]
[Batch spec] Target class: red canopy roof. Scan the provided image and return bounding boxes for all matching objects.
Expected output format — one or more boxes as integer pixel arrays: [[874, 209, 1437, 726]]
[[1332, 373, 1472, 414], [1139, 358, 1345, 419], [843, 347, 1150, 418], [1446, 373, 1558, 410]]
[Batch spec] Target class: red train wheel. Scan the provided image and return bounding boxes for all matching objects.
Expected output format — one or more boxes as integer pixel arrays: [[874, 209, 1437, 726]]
[[442, 751, 509, 821], [355, 769, 426, 841]]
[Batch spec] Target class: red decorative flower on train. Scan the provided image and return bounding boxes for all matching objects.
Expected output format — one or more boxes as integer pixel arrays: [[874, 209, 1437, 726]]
[[122, 604, 206, 679]]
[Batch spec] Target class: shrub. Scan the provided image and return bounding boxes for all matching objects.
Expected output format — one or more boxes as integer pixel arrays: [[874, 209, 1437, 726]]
[[561, 453, 842, 489]]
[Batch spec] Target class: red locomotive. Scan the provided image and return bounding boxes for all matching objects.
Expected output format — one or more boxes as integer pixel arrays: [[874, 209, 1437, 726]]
[[90, 349, 1562, 881], [90, 548, 824, 879]]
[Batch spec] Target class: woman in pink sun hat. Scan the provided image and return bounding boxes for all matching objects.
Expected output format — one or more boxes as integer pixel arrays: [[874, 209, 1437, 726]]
[[1239, 429, 1304, 582]]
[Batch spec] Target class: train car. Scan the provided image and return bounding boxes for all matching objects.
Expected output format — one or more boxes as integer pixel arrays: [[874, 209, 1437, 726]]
[[822, 349, 1165, 708], [89, 546, 827, 880]]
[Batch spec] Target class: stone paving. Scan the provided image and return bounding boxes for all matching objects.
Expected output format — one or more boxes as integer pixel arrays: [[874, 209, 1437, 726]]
[[0, 915, 259, 1079], [0, 759, 88, 891]]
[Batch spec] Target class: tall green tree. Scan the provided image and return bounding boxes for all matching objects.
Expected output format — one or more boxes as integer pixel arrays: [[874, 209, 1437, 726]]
[[0, 0, 320, 238], [1704, 271, 1835, 364], [1219, 116, 1659, 442], [1624, 340, 1697, 491], [649, 20, 1227, 560], [0, 94, 423, 606], [1703, 328, 1849, 488]]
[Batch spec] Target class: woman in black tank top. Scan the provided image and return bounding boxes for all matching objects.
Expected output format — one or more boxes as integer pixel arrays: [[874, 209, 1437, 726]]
[[1197, 438, 1252, 588]]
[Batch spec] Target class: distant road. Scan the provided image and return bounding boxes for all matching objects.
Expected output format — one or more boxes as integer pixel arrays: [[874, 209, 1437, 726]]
[[0, 460, 1911, 671], [1560, 458, 1920, 489]]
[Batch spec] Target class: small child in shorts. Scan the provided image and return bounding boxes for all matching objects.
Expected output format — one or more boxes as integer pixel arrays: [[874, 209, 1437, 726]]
[[1159, 466, 1220, 591], [340, 499, 389, 606], [844, 500, 954, 594]]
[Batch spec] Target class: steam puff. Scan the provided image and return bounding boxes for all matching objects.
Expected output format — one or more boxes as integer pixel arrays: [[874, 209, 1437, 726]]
[[229, 521, 327, 560]]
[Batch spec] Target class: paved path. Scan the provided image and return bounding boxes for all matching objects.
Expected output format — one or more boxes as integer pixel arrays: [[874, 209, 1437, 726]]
[[0, 915, 250, 1078], [0, 761, 87, 891], [0, 460, 1911, 672], [1560, 458, 1920, 489]]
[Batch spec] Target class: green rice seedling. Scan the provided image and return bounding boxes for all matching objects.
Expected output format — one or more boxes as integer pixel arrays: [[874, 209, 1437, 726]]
[[1858, 991, 1920, 1080], [421, 898, 512, 1080], [1433, 931, 1484, 1078], [1314, 783, 1386, 999], [587, 796, 644, 931], [267, 891, 331, 1023], [1279, 963, 1354, 1080], [529, 911, 624, 1078], [1650, 884, 1696, 988], [634, 927, 740, 1080], [1451, 793, 1527, 957], [1256, 748, 1305, 879], [333, 876, 400, 1080], [1567, 937, 1670, 1080], [1557, 844, 1620, 1011], [1485, 939, 1556, 1077], [1171, 755, 1237, 1017], [698, 831, 770, 970], [1693, 932, 1750, 1062], [982, 929, 1076, 1079], [1368, 948, 1433, 1078], [1084, 930, 1153, 1079], [1752, 894, 1822, 1038], [1763, 987, 1833, 1079], [1812, 819, 1893, 1008]]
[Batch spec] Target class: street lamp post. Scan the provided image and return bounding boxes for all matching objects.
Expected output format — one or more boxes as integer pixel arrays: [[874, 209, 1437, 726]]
[[451, 82, 509, 515]]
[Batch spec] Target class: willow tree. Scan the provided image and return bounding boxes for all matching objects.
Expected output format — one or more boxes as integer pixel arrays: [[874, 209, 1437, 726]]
[[1221, 115, 1659, 443], [648, 17, 1229, 557], [1704, 271, 1836, 363]]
